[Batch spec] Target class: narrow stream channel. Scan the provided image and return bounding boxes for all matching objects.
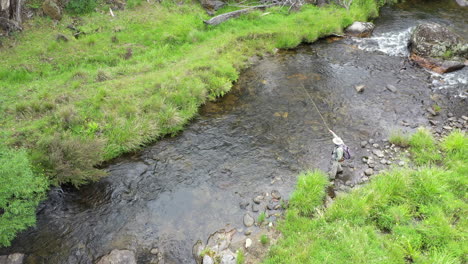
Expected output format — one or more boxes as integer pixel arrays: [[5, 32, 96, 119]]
[[1, 1, 466, 263]]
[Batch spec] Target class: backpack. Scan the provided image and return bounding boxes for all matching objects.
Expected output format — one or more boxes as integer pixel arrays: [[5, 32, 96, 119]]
[[342, 144, 351, 160]]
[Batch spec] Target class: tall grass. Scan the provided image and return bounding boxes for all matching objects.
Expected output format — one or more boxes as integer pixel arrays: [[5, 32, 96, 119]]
[[0, 0, 385, 186], [264, 131, 467, 264]]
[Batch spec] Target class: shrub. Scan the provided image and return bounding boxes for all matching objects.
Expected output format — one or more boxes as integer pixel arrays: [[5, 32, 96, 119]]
[[66, 0, 97, 14], [0, 146, 48, 247]]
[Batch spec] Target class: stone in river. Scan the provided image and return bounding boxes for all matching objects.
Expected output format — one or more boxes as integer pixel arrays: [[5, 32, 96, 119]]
[[243, 213, 254, 227]]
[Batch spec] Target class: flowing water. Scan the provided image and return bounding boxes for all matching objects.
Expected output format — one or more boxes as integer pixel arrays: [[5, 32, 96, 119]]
[[1, 1, 467, 263]]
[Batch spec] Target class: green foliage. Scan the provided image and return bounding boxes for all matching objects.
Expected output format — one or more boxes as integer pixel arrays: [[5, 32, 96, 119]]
[[289, 170, 328, 216], [0, 145, 48, 247], [409, 128, 441, 165], [236, 250, 245, 264], [258, 212, 266, 224], [66, 0, 97, 14], [127, 0, 143, 9], [260, 234, 270, 245], [264, 131, 467, 264], [389, 129, 410, 147]]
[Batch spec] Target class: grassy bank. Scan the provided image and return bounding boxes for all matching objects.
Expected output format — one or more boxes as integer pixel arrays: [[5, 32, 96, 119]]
[[0, 0, 390, 247], [264, 129, 467, 263]]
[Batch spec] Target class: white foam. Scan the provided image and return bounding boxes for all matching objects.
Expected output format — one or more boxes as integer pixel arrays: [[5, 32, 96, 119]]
[[352, 28, 413, 57], [430, 70, 468, 98]]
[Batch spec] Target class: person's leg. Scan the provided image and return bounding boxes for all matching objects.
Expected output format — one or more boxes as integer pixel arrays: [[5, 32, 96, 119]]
[[337, 162, 343, 173], [329, 161, 338, 180]]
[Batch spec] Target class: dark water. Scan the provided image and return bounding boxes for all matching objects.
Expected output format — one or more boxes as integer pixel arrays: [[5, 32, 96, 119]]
[[1, 1, 467, 263]]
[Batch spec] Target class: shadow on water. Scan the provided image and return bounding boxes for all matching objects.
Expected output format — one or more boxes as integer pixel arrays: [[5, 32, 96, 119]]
[[1, 1, 466, 263]]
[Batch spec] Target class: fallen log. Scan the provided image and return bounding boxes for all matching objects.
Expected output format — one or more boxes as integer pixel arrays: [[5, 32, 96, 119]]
[[204, 4, 278, 26]]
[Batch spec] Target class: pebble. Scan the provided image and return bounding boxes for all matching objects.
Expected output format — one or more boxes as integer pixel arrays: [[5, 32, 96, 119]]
[[398, 161, 405, 166], [369, 138, 375, 144], [462, 115, 468, 121], [252, 204, 259, 212], [362, 157, 368, 163], [386, 84, 397, 92], [360, 141, 368, 148], [243, 213, 254, 227], [355, 85, 365, 93], [245, 238, 252, 248], [443, 126, 453, 130], [150, 248, 159, 255], [364, 168, 374, 176], [447, 112, 454, 117], [387, 160, 392, 165], [372, 143, 379, 148], [253, 196, 263, 204], [245, 229, 252, 236], [203, 255, 214, 264], [239, 201, 250, 209], [429, 120, 438, 126], [361, 176, 369, 182], [271, 190, 281, 200], [373, 149, 384, 158], [427, 108, 437, 116], [380, 159, 387, 164]]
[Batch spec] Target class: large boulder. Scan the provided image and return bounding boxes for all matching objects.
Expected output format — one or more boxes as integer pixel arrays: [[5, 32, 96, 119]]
[[344, 22, 375, 38], [42, 0, 62, 21], [455, 0, 467, 7], [0, 253, 25, 264], [96, 249, 136, 264], [408, 23, 468, 73]]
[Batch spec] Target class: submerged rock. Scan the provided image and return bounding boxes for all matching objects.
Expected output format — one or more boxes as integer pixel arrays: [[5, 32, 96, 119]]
[[96, 249, 136, 264], [0, 253, 25, 264], [345, 22, 375, 38], [409, 23, 467, 73]]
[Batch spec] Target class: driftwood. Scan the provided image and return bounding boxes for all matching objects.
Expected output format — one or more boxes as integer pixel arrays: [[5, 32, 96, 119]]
[[204, 4, 278, 26]]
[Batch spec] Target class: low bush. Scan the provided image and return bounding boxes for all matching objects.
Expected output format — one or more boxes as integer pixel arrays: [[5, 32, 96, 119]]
[[0, 145, 48, 247]]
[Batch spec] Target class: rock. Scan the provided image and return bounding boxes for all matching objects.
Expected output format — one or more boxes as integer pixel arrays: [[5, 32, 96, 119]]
[[220, 253, 236, 264], [369, 138, 374, 144], [0, 253, 25, 264], [253, 195, 263, 204], [200, 0, 226, 15], [372, 149, 384, 158], [271, 190, 281, 200], [398, 161, 405, 166], [150, 248, 159, 255], [429, 120, 438, 126], [245, 229, 252, 236], [455, 0, 468, 7], [344, 22, 375, 38], [387, 160, 392, 165], [245, 238, 252, 248], [386, 84, 397, 93], [203, 255, 214, 264], [409, 23, 467, 73], [462, 115, 468, 121], [380, 159, 388, 164], [447, 112, 454, 117], [239, 201, 249, 209], [355, 85, 365, 93], [443, 126, 453, 130], [427, 108, 437, 116], [193, 240, 204, 264], [243, 213, 254, 227], [56, 34, 69, 42], [42, 0, 62, 21], [251, 204, 259, 212], [409, 54, 465, 73], [372, 143, 379, 148], [96, 250, 136, 264], [360, 141, 368, 148], [364, 168, 374, 176]]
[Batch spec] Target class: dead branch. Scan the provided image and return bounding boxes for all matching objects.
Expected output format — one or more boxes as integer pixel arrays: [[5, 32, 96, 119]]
[[204, 4, 278, 26]]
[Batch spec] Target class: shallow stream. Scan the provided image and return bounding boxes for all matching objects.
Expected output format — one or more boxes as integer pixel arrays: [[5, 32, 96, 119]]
[[1, 1, 467, 263]]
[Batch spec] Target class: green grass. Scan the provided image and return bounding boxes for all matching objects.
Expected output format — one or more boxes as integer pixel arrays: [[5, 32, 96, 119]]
[[263, 130, 467, 264], [258, 212, 267, 224], [0, 0, 384, 186], [236, 249, 245, 264], [389, 129, 410, 147], [260, 234, 270, 245]]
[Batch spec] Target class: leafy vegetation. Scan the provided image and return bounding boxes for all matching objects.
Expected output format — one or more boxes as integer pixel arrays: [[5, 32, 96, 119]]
[[258, 212, 267, 224], [0, 145, 48, 247], [260, 234, 270, 245], [236, 249, 245, 264], [264, 130, 467, 263]]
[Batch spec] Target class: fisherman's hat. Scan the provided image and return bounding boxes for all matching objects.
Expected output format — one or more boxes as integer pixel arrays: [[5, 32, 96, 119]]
[[333, 137, 344, 145]]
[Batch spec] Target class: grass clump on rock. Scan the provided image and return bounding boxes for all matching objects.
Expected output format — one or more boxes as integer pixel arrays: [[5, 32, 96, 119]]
[[264, 130, 467, 264]]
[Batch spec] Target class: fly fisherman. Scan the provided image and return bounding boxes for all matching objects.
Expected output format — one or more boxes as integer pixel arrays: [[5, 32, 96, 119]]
[[329, 130, 350, 180]]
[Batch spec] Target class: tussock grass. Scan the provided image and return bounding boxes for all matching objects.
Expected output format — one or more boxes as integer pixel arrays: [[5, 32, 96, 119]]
[[0, 0, 383, 186], [264, 131, 467, 264], [389, 129, 410, 147]]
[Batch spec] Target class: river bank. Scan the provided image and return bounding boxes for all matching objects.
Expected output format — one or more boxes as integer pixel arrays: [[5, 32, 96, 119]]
[[1, 0, 467, 263]]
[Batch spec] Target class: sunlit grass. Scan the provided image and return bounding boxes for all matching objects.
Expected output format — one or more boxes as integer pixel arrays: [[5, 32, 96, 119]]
[[264, 130, 467, 264]]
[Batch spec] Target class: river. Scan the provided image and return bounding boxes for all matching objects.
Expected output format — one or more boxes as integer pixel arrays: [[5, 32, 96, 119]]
[[1, 0, 466, 263]]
